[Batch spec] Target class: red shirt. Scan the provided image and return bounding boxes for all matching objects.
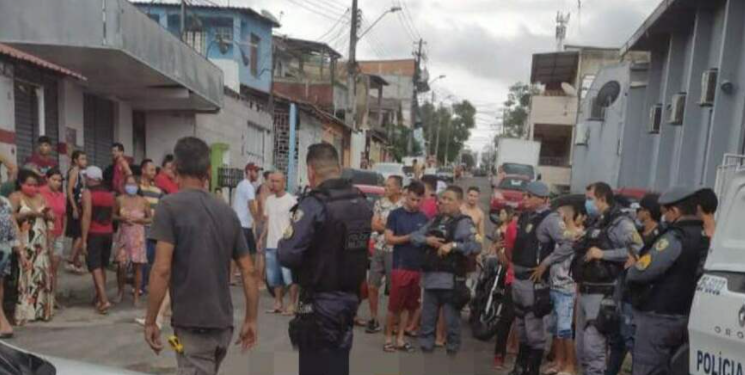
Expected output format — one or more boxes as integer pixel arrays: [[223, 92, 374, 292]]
[[89, 187, 115, 234], [40, 185, 66, 237], [421, 196, 438, 219], [112, 158, 128, 195], [155, 172, 179, 195], [504, 220, 518, 285], [26, 154, 58, 184]]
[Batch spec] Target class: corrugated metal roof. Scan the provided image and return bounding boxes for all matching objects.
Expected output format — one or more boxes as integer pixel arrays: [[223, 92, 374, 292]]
[[129, 0, 281, 27], [0, 43, 85, 80]]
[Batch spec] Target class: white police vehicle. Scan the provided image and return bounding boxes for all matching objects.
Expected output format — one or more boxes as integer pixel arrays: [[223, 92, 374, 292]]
[[688, 171, 745, 375]]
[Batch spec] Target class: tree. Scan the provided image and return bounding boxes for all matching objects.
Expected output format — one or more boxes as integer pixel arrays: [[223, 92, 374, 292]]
[[390, 124, 421, 161], [422, 100, 476, 165], [496, 82, 540, 143], [461, 152, 475, 168]]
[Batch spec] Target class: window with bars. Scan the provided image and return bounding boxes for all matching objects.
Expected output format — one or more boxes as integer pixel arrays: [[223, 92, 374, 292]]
[[184, 31, 207, 54], [214, 27, 233, 44], [244, 121, 266, 165]]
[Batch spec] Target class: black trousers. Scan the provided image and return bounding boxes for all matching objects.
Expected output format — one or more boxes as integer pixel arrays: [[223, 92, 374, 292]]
[[494, 284, 516, 356], [299, 349, 350, 375]]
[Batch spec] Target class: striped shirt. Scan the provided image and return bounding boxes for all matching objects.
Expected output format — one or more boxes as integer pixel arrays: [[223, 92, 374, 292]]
[[139, 182, 163, 217]]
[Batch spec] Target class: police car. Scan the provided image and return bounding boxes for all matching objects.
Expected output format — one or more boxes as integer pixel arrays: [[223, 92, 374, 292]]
[[688, 171, 745, 375]]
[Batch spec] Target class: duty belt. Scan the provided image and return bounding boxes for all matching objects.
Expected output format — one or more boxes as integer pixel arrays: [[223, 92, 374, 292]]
[[579, 283, 615, 296], [514, 271, 532, 281]]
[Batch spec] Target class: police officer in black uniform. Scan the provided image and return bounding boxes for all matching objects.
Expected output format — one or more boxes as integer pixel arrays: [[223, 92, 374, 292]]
[[510, 181, 575, 375], [627, 187, 708, 375], [278, 143, 373, 375]]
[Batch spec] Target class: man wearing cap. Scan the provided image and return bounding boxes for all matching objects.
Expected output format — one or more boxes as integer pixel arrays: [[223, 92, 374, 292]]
[[233, 163, 261, 272], [626, 187, 708, 375], [509, 181, 574, 375], [573, 182, 643, 375]]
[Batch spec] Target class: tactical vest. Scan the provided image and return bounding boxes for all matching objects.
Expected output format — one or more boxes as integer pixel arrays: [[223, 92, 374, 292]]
[[512, 210, 554, 268], [421, 215, 471, 276], [572, 207, 628, 284], [633, 220, 707, 315], [296, 184, 373, 294]]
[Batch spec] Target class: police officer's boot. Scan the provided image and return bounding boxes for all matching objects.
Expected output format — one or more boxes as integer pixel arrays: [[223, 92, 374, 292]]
[[509, 344, 531, 375], [526, 349, 544, 375]]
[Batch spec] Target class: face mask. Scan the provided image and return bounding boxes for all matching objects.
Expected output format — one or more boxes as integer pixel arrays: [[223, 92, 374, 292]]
[[124, 185, 139, 196], [585, 199, 599, 217], [21, 185, 38, 197]]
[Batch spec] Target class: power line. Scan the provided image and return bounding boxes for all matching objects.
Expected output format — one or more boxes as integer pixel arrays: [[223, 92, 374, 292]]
[[400, 0, 422, 40], [284, 0, 344, 21], [302, 0, 346, 17], [317, 9, 350, 41]]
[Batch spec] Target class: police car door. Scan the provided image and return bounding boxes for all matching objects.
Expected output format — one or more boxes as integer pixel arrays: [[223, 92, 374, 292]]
[[689, 170, 745, 375]]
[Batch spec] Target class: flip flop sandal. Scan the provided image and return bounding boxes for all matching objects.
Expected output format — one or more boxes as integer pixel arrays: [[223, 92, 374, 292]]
[[265, 308, 282, 314], [383, 342, 397, 353], [404, 330, 418, 338], [397, 342, 416, 353]]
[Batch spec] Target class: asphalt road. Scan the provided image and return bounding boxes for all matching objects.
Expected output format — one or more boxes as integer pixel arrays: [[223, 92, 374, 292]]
[[11, 176, 498, 375]]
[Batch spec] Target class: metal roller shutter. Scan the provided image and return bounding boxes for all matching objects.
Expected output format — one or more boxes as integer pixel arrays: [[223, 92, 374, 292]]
[[13, 67, 60, 166], [83, 94, 115, 168]]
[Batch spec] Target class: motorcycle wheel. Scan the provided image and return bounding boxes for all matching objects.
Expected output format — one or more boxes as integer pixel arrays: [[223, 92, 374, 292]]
[[470, 300, 502, 341]]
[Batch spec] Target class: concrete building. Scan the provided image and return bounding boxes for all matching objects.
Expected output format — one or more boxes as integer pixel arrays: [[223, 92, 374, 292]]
[[359, 59, 416, 129], [528, 46, 622, 192], [0, 0, 224, 174], [572, 0, 745, 194]]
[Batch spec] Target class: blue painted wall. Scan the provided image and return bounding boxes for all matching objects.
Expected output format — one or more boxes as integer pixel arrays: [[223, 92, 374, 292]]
[[136, 5, 275, 93]]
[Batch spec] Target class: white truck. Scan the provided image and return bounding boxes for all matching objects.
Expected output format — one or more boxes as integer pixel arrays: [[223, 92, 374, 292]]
[[493, 138, 541, 185], [687, 170, 745, 375]]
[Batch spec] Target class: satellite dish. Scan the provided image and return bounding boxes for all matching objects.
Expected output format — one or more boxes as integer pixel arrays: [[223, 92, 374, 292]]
[[561, 82, 578, 97], [261, 10, 281, 25]]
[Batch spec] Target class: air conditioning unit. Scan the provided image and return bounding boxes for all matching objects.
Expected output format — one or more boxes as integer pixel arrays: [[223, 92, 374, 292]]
[[575, 123, 590, 146], [649, 104, 662, 134], [589, 97, 606, 120], [701, 68, 718, 106], [669, 93, 686, 125]]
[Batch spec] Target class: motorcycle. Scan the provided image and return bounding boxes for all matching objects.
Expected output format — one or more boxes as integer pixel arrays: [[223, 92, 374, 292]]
[[468, 254, 508, 341]]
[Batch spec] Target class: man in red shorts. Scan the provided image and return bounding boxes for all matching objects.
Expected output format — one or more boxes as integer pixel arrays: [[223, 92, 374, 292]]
[[382, 181, 429, 352]]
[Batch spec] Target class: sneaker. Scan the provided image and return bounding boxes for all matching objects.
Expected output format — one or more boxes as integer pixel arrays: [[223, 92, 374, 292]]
[[365, 319, 381, 333]]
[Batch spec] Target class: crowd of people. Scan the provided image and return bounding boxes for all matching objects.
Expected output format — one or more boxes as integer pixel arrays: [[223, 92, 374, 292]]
[[0, 136, 182, 333]]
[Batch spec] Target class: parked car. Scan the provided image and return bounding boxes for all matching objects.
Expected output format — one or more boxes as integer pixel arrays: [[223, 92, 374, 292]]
[[490, 175, 530, 213], [342, 168, 384, 186], [0, 341, 147, 375], [501, 162, 537, 181], [373, 163, 410, 185], [437, 167, 455, 183]]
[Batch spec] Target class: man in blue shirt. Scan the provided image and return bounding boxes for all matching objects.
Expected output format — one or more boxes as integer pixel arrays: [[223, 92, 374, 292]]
[[383, 181, 429, 353]]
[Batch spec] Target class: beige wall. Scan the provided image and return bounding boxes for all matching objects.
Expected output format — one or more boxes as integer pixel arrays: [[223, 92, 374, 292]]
[[529, 96, 578, 127], [539, 165, 572, 188]]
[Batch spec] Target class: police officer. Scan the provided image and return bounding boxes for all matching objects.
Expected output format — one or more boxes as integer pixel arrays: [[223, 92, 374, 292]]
[[575, 182, 643, 375], [626, 187, 708, 375], [510, 181, 574, 375], [410, 185, 482, 354], [278, 143, 373, 375]]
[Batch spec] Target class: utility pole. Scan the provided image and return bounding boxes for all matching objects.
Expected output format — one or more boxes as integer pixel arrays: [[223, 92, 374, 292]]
[[427, 90, 436, 155], [407, 39, 424, 155], [180, 0, 186, 41], [434, 103, 443, 163], [346, 0, 359, 132]]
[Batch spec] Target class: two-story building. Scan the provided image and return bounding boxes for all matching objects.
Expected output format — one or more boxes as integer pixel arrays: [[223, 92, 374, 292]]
[[528, 46, 623, 192], [0, 0, 225, 174]]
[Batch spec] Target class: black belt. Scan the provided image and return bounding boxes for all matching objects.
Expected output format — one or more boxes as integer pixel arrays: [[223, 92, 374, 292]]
[[514, 271, 532, 280], [580, 284, 615, 295]]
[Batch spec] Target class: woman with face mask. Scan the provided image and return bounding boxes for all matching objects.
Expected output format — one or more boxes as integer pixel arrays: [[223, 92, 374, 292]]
[[113, 175, 152, 307], [9, 169, 55, 324]]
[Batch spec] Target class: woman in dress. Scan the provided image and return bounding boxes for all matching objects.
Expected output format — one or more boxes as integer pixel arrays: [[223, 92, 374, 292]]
[[10, 169, 54, 324], [40, 168, 66, 302], [114, 175, 151, 306], [65, 150, 87, 274]]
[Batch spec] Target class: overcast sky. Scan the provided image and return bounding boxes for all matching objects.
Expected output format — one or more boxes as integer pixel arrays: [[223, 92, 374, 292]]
[[213, 0, 661, 152]]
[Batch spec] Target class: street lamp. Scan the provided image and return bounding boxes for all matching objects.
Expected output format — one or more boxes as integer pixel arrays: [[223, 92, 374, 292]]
[[359, 6, 402, 40]]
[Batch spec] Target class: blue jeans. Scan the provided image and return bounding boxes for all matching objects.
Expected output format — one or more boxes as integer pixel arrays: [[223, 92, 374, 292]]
[[550, 289, 576, 339], [606, 302, 636, 375], [265, 248, 293, 287]]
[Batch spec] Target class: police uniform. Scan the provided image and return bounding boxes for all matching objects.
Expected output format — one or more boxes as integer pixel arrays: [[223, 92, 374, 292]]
[[278, 178, 373, 375], [575, 204, 643, 375], [627, 187, 708, 375], [410, 212, 481, 354], [511, 182, 575, 375]]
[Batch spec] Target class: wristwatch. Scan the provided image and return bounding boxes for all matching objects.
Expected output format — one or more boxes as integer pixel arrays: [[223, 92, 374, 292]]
[[452, 242, 458, 250]]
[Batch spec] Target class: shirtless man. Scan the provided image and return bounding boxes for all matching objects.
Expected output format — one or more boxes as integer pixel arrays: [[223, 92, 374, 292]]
[[461, 186, 485, 243]]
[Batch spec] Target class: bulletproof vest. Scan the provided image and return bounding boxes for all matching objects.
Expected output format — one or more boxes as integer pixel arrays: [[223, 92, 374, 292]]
[[512, 210, 554, 268], [573, 207, 627, 283], [296, 182, 373, 294], [636, 220, 707, 315], [421, 214, 471, 276]]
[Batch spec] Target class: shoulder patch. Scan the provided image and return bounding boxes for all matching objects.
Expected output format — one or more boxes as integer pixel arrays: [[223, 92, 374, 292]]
[[283, 225, 294, 240], [292, 209, 304, 223], [655, 238, 669, 252], [526, 224, 534, 234], [636, 253, 652, 271], [632, 231, 643, 245]]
